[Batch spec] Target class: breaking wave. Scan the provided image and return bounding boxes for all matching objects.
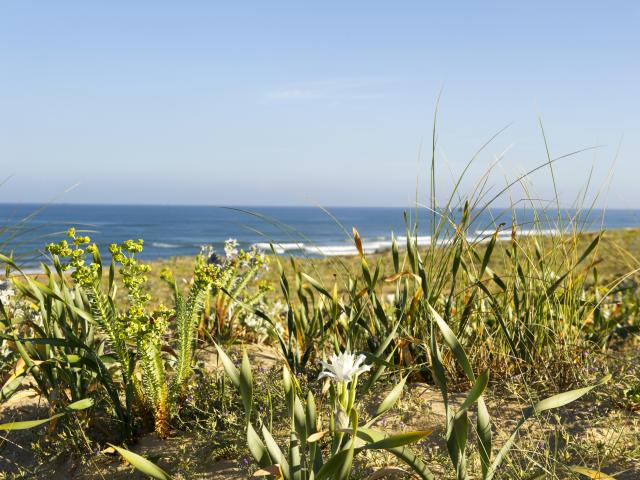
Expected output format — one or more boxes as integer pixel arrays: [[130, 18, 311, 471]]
[[252, 229, 562, 258], [151, 242, 181, 249]]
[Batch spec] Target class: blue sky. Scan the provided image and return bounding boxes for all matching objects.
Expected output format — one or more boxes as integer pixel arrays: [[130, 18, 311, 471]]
[[0, 1, 638, 207]]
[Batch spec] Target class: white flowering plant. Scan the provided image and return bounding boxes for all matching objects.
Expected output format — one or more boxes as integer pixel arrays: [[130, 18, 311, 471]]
[[212, 344, 432, 480], [187, 240, 271, 340], [319, 351, 370, 435]]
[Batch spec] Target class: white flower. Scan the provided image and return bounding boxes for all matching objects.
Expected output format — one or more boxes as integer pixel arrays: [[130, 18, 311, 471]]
[[224, 238, 239, 259], [319, 351, 371, 384], [199, 244, 215, 260], [273, 320, 285, 336], [0, 282, 15, 305]]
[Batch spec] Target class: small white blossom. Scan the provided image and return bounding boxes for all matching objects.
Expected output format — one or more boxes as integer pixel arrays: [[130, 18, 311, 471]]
[[273, 320, 285, 337], [224, 238, 239, 259], [199, 244, 215, 260], [0, 282, 15, 305], [319, 351, 371, 384]]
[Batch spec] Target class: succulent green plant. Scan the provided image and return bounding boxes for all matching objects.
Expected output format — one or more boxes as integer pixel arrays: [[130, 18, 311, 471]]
[[1, 229, 222, 439]]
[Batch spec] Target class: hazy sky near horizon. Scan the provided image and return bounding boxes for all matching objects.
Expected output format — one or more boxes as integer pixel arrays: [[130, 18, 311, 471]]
[[0, 1, 638, 208]]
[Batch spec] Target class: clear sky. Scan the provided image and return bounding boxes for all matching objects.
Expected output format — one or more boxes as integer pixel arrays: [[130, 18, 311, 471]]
[[0, 1, 637, 207]]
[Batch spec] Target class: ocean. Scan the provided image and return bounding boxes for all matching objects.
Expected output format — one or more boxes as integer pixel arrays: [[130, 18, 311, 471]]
[[1, 203, 639, 268]]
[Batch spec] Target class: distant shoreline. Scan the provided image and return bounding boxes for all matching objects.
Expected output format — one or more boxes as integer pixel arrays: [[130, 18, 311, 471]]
[[5, 226, 638, 278]]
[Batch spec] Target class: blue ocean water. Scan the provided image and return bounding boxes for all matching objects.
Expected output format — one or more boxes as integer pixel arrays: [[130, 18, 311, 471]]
[[1, 203, 639, 268]]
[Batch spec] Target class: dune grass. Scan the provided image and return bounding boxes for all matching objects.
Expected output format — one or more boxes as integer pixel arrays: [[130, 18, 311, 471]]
[[1, 127, 639, 478]]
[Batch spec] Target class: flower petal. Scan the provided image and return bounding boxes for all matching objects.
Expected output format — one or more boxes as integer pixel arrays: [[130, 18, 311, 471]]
[[318, 371, 336, 380]]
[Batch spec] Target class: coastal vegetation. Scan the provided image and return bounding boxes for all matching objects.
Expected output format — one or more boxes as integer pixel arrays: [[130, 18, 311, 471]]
[[1, 175, 639, 478], [1, 2, 635, 478]]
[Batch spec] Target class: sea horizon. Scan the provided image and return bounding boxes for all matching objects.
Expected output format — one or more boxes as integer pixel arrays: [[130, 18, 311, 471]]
[[1, 203, 639, 268], [2, 201, 640, 210]]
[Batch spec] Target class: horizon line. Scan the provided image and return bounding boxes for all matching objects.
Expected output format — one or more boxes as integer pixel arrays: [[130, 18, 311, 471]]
[[0, 201, 636, 211]]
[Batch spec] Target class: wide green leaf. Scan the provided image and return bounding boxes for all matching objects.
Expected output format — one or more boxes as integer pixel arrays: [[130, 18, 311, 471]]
[[215, 343, 240, 390], [110, 444, 172, 480], [485, 376, 610, 480], [356, 428, 435, 480], [477, 397, 492, 479], [0, 415, 64, 431], [0, 397, 93, 431], [315, 449, 354, 480], [247, 422, 270, 467], [454, 370, 489, 420], [372, 375, 407, 420], [239, 350, 253, 421], [301, 273, 332, 299], [429, 305, 475, 381], [66, 398, 95, 411], [531, 379, 608, 414], [0, 367, 28, 401], [289, 430, 302, 480], [568, 465, 616, 479], [261, 424, 290, 479], [360, 430, 432, 450]]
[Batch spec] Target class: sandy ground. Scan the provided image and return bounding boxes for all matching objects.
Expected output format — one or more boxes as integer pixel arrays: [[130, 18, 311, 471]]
[[1, 344, 639, 479]]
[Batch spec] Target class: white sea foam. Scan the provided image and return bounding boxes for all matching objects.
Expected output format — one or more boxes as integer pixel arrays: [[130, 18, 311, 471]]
[[474, 228, 560, 237], [475, 229, 509, 236], [361, 240, 393, 252], [303, 245, 360, 256], [151, 242, 181, 249], [303, 240, 393, 256], [518, 228, 560, 236], [396, 235, 432, 246], [250, 228, 561, 258], [253, 242, 305, 254], [11, 267, 46, 275]]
